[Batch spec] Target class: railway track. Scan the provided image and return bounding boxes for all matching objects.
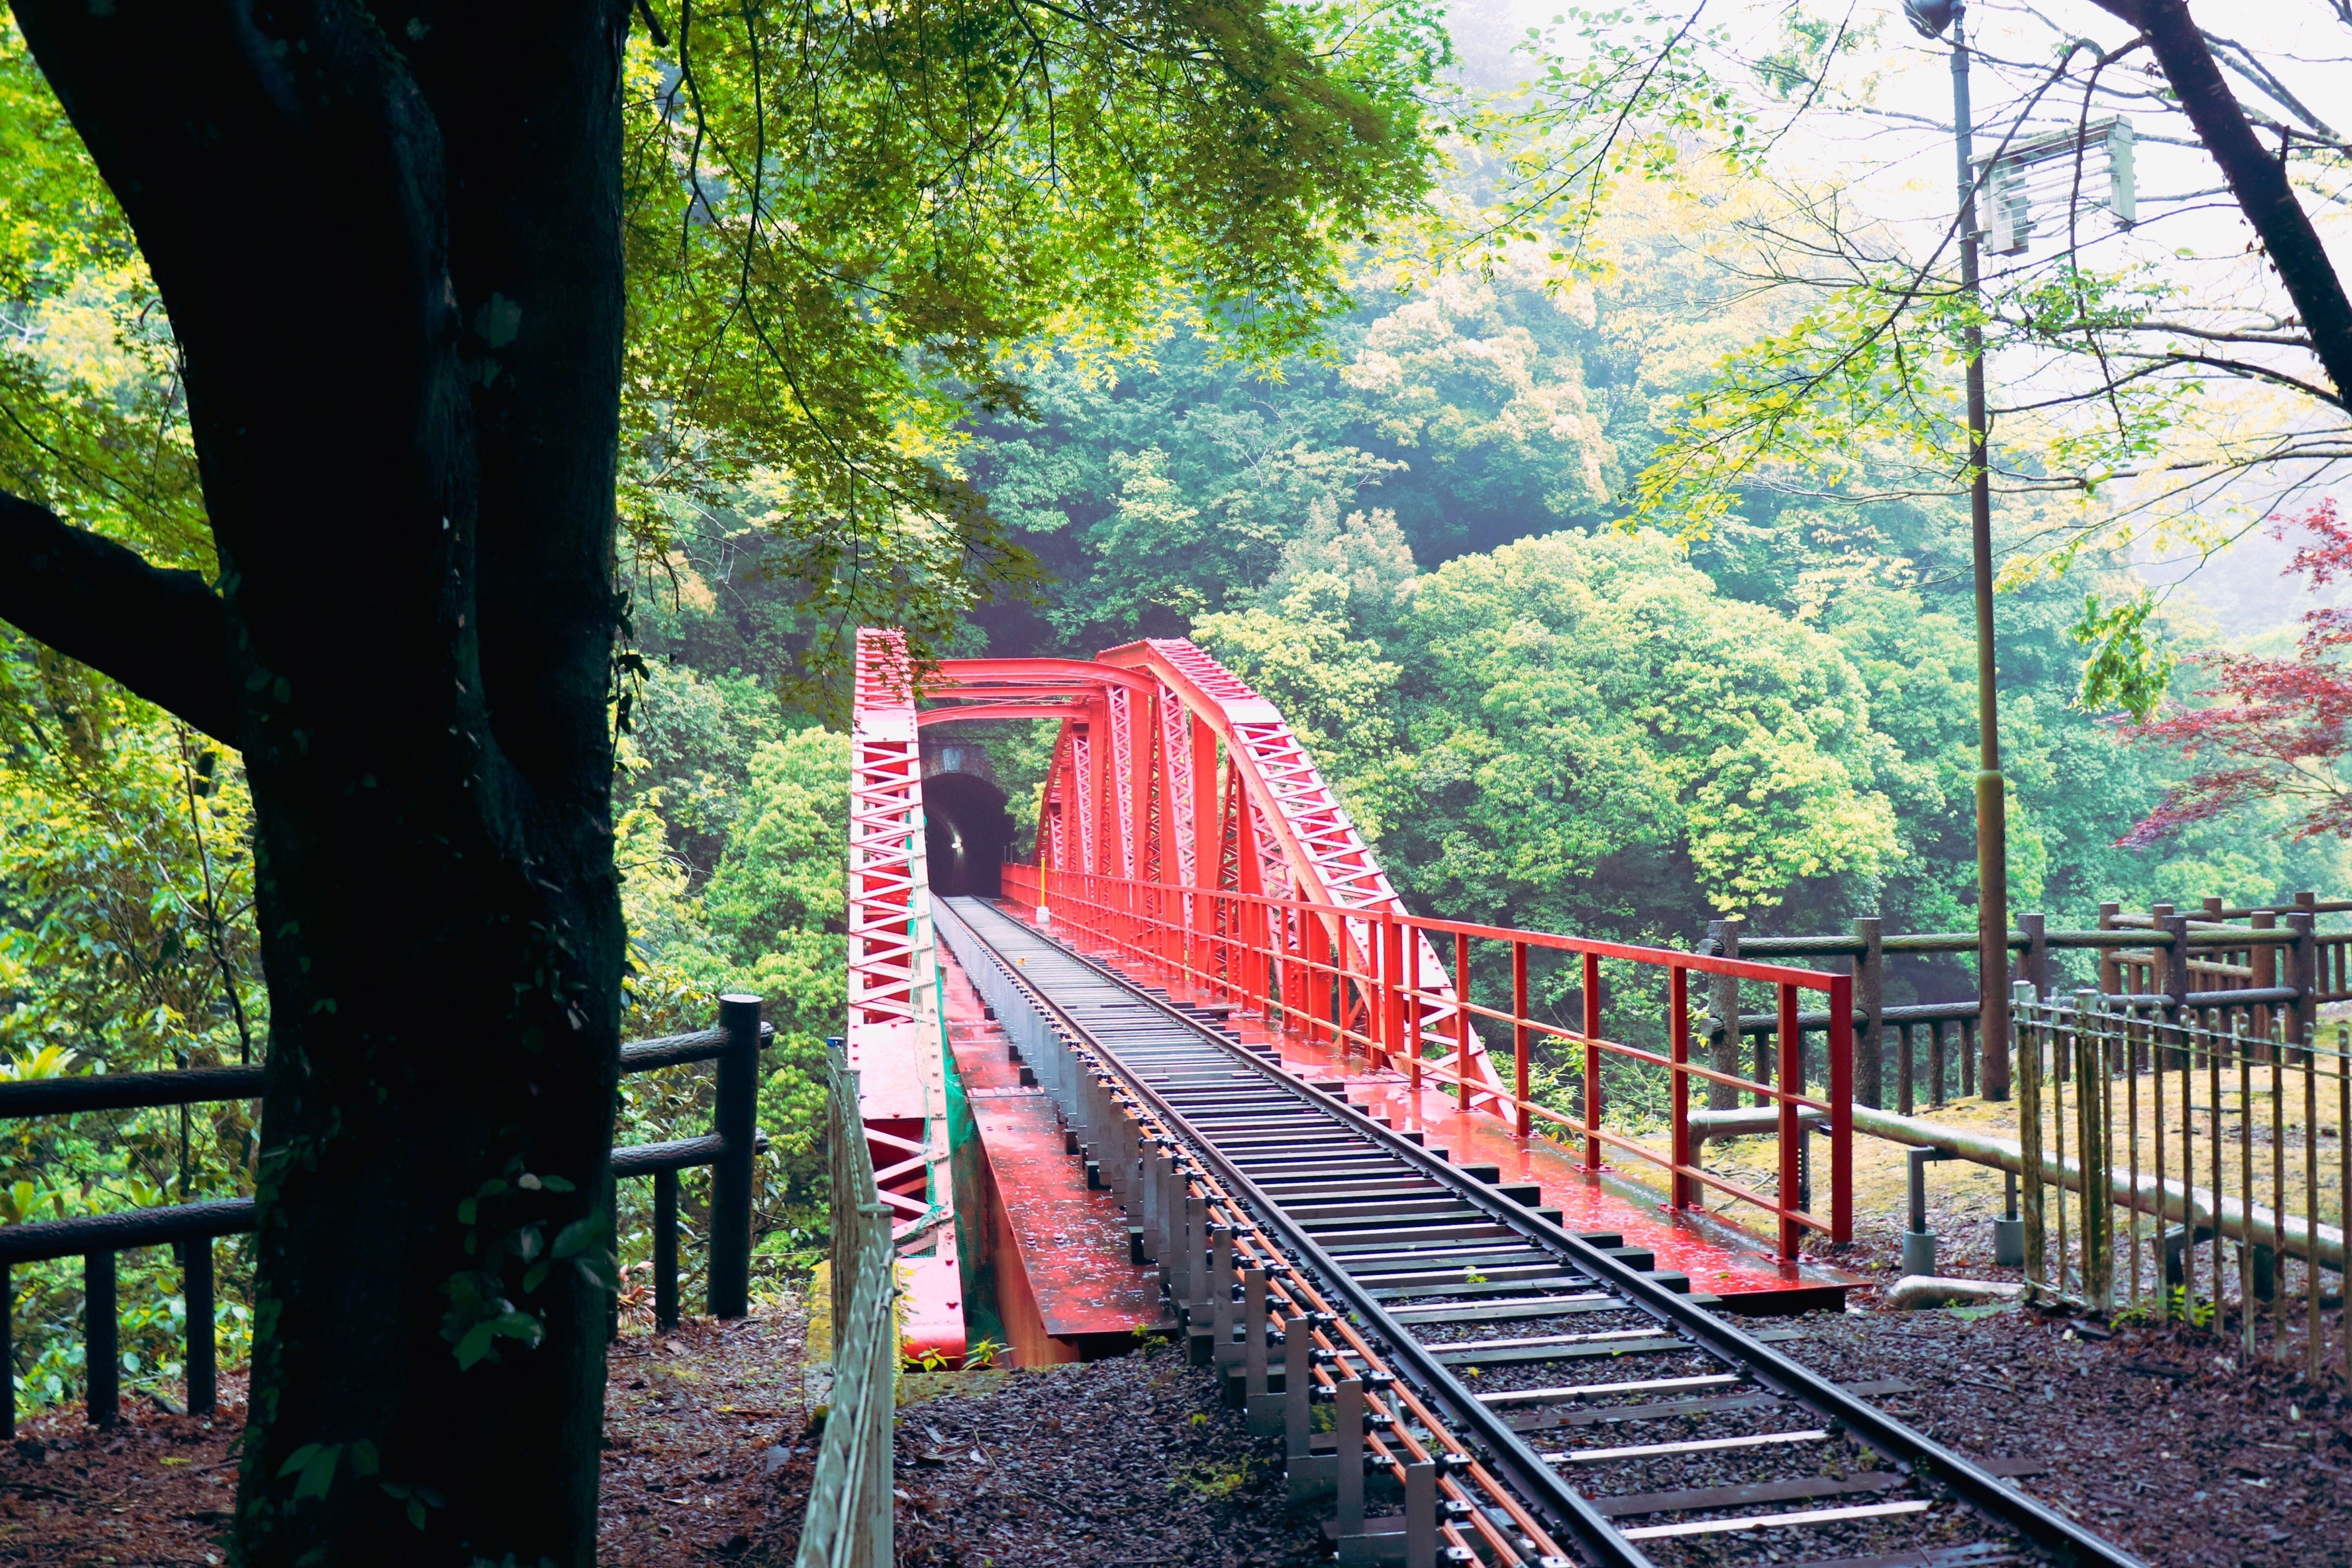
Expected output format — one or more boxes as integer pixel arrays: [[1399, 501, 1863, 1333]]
[[935, 895, 2139, 1568]]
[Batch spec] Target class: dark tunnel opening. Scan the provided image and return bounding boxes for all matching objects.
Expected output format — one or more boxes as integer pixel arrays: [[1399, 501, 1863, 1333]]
[[923, 770, 1016, 897]]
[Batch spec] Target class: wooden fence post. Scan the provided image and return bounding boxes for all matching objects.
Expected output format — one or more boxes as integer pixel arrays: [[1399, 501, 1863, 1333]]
[[2288, 910, 2318, 1046], [2097, 901, 2121, 998], [655, 1169, 681, 1330], [2159, 913, 2190, 1016], [185, 1238, 216, 1417], [1853, 916, 1883, 1109], [2021, 911, 2049, 999], [2014, 982, 2045, 1291], [1706, 913, 1742, 1111], [709, 993, 763, 1319]]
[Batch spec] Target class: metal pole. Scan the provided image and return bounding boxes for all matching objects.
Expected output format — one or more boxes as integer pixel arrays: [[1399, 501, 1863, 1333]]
[[1949, 3, 2011, 1102]]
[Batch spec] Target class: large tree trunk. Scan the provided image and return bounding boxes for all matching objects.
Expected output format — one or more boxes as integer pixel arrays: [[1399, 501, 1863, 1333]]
[[2, 3, 633, 1563]]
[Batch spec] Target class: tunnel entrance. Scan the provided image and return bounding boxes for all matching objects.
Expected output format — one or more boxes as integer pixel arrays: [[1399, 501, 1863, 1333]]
[[923, 770, 1015, 897]]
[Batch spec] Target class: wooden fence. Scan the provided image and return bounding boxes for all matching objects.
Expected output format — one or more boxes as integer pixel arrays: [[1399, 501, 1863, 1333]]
[[0, 1002, 771, 1432], [1706, 893, 2352, 1114], [793, 1045, 897, 1568]]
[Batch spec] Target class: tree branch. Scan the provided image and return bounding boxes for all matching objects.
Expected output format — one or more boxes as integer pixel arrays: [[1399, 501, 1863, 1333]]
[[0, 490, 234, 742], [2089, 0, 2352, 407]]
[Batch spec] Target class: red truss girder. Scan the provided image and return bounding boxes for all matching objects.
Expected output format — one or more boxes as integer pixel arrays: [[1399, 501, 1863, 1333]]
[[914, 640, 1504, 1110], [844, 630, 963, 1363]]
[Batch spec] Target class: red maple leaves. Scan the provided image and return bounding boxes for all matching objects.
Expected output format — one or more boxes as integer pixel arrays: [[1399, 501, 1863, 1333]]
[[2121, 499, 2352, 847]]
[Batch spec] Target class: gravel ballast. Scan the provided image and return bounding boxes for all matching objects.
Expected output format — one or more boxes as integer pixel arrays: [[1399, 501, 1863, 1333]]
[[4, 1295, 2349, 1565]]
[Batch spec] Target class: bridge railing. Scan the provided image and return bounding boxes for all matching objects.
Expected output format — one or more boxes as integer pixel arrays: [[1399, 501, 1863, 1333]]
[[0, 1004, 771, 1433], [795, 1045, 896, 1568], [1003, 864, 1851, 1258]]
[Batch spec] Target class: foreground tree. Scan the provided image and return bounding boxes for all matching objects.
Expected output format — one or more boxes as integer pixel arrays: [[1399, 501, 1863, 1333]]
[[0, 1, 1444, 1562]]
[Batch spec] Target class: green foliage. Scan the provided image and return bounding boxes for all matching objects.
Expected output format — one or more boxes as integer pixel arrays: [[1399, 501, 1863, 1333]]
[[0, 631, 264, 1416], [605, 664, 851, 1315], [1210, 527, 1902, 933], [617, 0, 1455, 697], [2071, 590, 2177, 723]]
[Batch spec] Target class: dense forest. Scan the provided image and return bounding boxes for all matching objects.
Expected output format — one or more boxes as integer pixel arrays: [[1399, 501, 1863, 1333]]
[[4, 0, 2346, 1427]]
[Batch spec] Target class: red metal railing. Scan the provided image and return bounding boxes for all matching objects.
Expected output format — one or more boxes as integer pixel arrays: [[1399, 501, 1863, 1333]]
[[999, 863, 1852, 1258]]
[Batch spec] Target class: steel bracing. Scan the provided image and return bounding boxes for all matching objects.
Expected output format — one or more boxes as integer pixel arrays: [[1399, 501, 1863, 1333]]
[[843, 630, 961, 1363], [865, 635, 1507, 1114]]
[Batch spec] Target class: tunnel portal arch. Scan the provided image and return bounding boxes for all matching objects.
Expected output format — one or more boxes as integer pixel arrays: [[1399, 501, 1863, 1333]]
[[922, 769, 1014, 897]]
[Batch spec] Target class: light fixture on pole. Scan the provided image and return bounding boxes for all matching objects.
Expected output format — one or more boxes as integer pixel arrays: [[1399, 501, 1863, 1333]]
[[1903, 0, 2010, 1101]]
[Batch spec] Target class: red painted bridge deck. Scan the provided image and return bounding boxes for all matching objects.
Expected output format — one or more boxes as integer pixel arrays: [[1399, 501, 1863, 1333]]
[[942, 950, 1172, 1365], [1011, 908, 1859, 1314]]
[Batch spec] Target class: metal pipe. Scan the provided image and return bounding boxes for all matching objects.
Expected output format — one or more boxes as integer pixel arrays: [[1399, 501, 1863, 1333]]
[[1851, 1103, 2346, 1272]]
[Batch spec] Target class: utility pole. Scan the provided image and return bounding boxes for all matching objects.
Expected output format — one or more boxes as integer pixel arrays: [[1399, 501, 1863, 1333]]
[[1906, 0, 2009, 1099]]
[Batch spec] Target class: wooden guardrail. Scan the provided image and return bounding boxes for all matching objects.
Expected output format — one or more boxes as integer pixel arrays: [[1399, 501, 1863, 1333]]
[[794, 1045, 896, 1568], [0, 1002, 771, 1432], [1702, 894, 2350, 1115]]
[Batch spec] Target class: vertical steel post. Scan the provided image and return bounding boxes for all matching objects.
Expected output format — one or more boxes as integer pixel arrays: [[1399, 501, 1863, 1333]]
[[85, 1249, 118, 1427], [1384, 916, 1407, 1082], [1582, 951, 1602, 1171], [1512, 941, 1532, 1139], [1210, 1226, 1236, 1362], [1243, 1268, 1269, 1401], [1306, 910, 1331, 1049], [1405, 1459, 1437, 1568], [655, 1168, 681, 1329], [1828, 970, 1854, 1245], [1775, 984, 1804, 1256], [1405, 915, 1422, 1085], [1283, 1313, 1312, 1465], [1669, 965, 1693, 1210], [1336, 1377, 1365, 1539], [1190, 721, 1218, 984], [1455, 931, 1472, 1111], [185, 1237, 216, 1416], [709, 993, 763, 1318]]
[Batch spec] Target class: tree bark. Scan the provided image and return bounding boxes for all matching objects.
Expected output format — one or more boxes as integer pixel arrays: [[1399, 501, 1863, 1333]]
[[2090, 0, 2352, 409], [3, 3, 632, 1563]]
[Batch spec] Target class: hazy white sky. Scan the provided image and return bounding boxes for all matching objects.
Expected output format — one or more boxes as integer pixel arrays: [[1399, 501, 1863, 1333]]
[[1432, 0, 2352, 620]]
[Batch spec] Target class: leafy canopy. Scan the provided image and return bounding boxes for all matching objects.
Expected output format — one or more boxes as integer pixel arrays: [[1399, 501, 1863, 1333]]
[[619, 0, 1456, 696]]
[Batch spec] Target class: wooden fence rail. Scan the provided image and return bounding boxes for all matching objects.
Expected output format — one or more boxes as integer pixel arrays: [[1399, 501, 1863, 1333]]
[[1, 1004, 772, 1433], [1707, 893, 2352, 1114]]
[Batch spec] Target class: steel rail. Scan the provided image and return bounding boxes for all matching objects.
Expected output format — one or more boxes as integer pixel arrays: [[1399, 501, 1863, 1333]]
[[943, 895, 2147, 1568], [937, 900, 1571, 1567]]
